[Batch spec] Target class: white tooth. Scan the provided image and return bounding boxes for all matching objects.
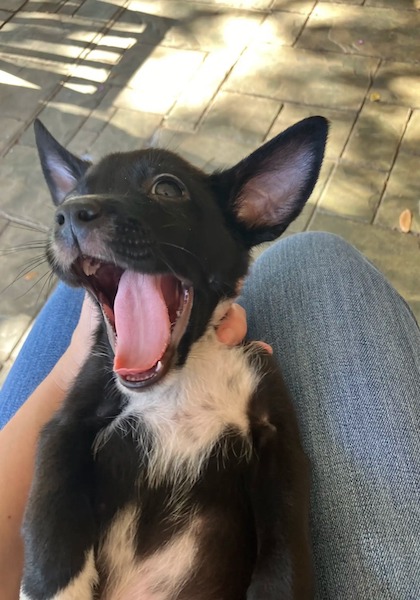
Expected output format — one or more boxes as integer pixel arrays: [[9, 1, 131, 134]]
[[82, 258, 100, 276]]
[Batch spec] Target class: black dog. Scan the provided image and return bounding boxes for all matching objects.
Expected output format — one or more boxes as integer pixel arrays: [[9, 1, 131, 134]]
[[21, 116, 327, 600]]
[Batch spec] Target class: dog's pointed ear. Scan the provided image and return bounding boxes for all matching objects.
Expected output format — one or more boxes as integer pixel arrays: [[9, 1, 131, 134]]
[[34, 119, 91, 206], [211, 116, 328, 247]]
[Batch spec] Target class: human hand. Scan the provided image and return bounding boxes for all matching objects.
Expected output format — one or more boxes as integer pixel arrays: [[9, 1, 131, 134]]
[[52, 294, 100, 391], [216, 303, 273, 354]]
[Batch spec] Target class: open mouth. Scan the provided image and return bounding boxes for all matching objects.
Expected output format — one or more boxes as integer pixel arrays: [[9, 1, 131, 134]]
[[74, 256, 193, 389]]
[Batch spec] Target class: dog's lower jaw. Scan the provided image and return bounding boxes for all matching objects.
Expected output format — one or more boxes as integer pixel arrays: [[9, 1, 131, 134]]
[[118, 283, 194, 390]]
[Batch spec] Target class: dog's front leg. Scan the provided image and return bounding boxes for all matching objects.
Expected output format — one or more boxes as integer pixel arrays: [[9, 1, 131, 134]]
[[247, 416, 313, 600], [20, 415, 99, 600], [20, 548, 97, 600]]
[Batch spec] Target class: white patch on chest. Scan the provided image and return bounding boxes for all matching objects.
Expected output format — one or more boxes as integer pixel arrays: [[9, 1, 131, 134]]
[[100, 506, 201, 600], [97, 325, 259, 486]]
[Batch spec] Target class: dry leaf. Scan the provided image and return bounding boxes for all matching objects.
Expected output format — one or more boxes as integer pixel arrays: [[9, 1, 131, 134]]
[[24, 271, 38, 281], [399, 209, 412, 233], [370, 92, 381, 102]]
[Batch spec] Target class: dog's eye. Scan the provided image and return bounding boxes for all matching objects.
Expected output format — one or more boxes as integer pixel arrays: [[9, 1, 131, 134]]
[[151, 175, 186, 199]]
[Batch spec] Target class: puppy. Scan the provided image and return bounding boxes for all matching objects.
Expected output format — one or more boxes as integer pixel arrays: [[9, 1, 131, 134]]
[[21, 116, 328, 600]]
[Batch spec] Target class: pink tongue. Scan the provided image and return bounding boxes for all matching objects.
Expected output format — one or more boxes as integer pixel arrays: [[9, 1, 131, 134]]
[[113, 272, 170, 375]]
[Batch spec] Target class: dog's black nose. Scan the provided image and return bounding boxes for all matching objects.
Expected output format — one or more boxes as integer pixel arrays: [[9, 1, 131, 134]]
[[55, 199, 102, 228]]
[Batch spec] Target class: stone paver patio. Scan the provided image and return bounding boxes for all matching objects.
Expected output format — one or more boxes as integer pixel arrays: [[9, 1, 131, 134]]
[[0, 0, 419, 385]]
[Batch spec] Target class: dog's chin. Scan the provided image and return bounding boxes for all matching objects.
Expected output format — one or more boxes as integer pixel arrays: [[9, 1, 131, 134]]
[[72, 256, 194, 390]]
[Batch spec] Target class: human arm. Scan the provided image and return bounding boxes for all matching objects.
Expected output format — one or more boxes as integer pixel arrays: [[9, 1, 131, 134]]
[[0, 296, 98, 600]]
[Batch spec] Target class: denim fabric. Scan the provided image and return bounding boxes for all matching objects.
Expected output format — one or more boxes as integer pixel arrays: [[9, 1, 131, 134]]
[[240, 232, 420, 600], [0, 232, 419, 598], [0, 283, 84, 427]]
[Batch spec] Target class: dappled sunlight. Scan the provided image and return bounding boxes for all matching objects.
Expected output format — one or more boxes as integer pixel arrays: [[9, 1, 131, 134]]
[[62, 81, 98, 95], [47, 101, 92, 118], [389, 76, 420, 99], [98, 34, 138, 49], [0, 69, 39, 89], [121, 48, 204, 114], [71, 63, 110, 83], [311, 3, 338, 20], [87, 47, 123, 65], [221, 15, 267, 48], [2, 38, 85, 58]]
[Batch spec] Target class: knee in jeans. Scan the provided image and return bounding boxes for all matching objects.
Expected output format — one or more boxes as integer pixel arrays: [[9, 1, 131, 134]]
[[285, 231, 355, 257], [255, 232, 359, 273]]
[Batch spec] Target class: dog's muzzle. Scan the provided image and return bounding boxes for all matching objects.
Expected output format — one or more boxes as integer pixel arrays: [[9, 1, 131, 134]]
[[52, 196, 194, 389]]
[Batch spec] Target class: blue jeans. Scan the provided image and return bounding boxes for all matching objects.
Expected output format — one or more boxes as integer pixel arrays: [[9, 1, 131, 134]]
[[1, 232, 419, 599]]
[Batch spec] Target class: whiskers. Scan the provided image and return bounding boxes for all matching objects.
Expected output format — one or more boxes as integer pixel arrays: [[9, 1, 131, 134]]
[[0, 216, 54, 305], [0, 209, 49, 235]]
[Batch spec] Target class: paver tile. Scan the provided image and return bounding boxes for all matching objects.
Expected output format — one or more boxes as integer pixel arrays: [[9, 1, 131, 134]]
[[0, 359, 11, 387], [224, 44, 379, 111], [200, 91, 281, 145], [184, 0, 273, 9], [23, 1, 64, 12], [317, 162, 387, 222], [0, 145, 53, 225], [267, 104, 357, 160], [309, 212, 420, 321], [342, 102, 409, 172], [0, 12, 100, 64], [109, 45, 205, 115], [255, 11, 307, 46], [0, 320, 33, 386], [0, 63, 61, 124], [0, 13, 103, 99], [365, 0, 420, 8], [18, 80, 110, 147], [375, 152, 420, 234], [76, 0, 125, 20], [103, 7, 160, 46], [272, 0, 316, 13], [0, 117, 24, 152], [59, 0, 84, 15], [64, 87, 120, 155], [67, 127, 103, 156], [287, 159, 334, 233], [152, 128, 257, 171], [0, 10, 10, 25], [88, 108, 162, 156], [297, 4, 420, 62], [123, 2, 265, 52], [321, 0, 363, 3], [399, 110, 420, 157], [73, 86, 118, 124], [0, 314, 32, 364], [371, 61, 420, 109], [0, 0, 26, 9], [164, 49, 240, 131], [0, 223, 52, 363]]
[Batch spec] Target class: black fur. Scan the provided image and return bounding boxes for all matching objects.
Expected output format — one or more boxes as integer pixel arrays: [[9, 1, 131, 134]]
[[22, 116, 328, 599]]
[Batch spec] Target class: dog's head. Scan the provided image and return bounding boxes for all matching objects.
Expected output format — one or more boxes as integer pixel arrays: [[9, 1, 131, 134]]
[[35, 117, 327, 390]]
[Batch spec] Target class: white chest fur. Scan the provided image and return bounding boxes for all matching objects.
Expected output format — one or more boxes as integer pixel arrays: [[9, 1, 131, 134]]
[[96, 327, 259, 486]]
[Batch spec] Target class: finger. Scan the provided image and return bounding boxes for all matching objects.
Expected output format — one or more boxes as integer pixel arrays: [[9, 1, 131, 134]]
[[255, 341, 273, 354], [216, 303, 247, 345]]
